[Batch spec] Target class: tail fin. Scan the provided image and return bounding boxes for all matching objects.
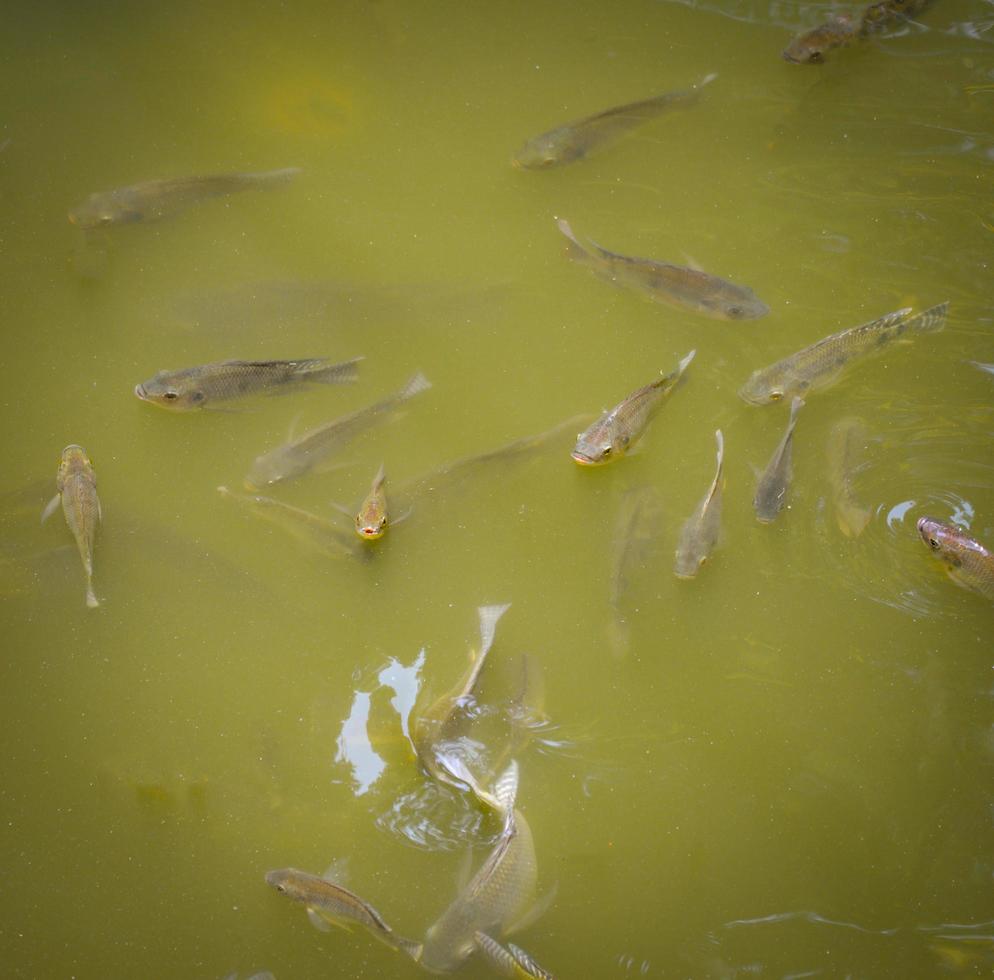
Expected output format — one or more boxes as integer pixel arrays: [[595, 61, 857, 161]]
[[299, 356, 363, 385], [399, 371, 432, 401]]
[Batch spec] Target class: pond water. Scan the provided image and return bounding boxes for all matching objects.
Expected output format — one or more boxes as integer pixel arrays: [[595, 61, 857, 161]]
[[2, 1, 993, 977]]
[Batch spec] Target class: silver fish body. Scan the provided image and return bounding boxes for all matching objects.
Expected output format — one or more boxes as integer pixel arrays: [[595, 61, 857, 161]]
[[513, 74, 716, 169], [43, 445, 101, 608], [739, 302, 948, 405], [557, 218, 768, 320], [134, 356, 361, 410], [247, 372, 431, 488], [675, 429, 724, 579], [68, 167, 300, 229], [573, 350, 695, 465], [753, 396, 804, 523]]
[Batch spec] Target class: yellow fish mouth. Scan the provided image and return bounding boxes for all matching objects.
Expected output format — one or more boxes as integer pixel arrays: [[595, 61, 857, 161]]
[[357, 525, 384, 539], [571, 451, 605, 466]]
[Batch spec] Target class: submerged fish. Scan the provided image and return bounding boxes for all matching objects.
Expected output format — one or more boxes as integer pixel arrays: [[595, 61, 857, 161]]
[[354, 463, 389, 539], [134, 356, 361, 410], [738, 302, 948, 405], [557, 218, 768, 320], [473, 931, 555, 979], [42, 445, 102, 608], [970, 361, 994, 377], [265, 868, 422, 958], [419, 764, 542, 974], [412, 604, 513, 811], [246, 372, 431, 488], [917, 518, 994, 602], [68, 167, 301, 229], [513, 73, 716, 169], [572, 350, 695, 465], [217, 486, 358, 557], [753, 396, 804, 523], [827, 417, 873, 538], [783, 0, 932, 63], [675, 429, 724, 579]]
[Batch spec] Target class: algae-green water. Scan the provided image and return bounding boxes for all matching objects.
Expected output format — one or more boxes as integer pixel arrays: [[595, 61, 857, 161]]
[[2, 1, 993, 977]]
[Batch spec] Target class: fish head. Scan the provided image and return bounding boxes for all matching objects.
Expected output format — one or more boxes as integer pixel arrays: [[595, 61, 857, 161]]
[[738, 372, 784, 406], [419, 923, 478, 973], [511, 131, 573, 170], [917, 517, 976, 568], [674, 546, 706, 580], [713, 295, 770, 321], [355, 510, 387, 539], [782, 17, 853, 64], [571, 420, 628, 465], [134, 373, 207, 410], [57, 445, 93, 486]]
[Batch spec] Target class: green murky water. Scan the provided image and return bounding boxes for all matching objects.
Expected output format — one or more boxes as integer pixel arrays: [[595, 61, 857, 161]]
[[2, 1, 994, 977]]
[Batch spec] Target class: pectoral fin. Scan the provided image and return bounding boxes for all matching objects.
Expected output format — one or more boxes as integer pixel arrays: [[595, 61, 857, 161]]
[[41, 493, 61, 524], [306, 907, 350, 934]]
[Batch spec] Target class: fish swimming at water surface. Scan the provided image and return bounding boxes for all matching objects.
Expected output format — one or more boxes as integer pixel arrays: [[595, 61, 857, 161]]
[[917, 517, 994, 602], [738, 302, 948, 405], [42, 444, 101, 608], [412, 604, 513, 812], [418, 763, 545, 974], [134, 356, 361, 410], [354, 463, 390, 539], [217, 486, 359, 557], [265, 867, 423, 958], [512, 73, 717, 169], [674, 430, 724, 579], [826, 417, 873, 538], [572, 351, 695, 466], [753, 396, 804, 523], [68, 167, 301, 228], [246, 371, 431, 488], [556, 218, 768, 320], [783, 0, 933, 63]]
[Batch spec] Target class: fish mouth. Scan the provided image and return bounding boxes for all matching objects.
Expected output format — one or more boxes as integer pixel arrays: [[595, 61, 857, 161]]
[[134, 383, 148, 400], [571, 451, 603, 466], [358, 526, 384, 539]]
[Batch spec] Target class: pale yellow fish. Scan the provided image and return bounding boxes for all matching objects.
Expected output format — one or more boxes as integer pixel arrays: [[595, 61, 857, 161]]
[[265, 867, 422, 958], [739, 303, 948, 405], [42, 444, 101, 608], [355, 463, 389, 539], [68, 167, 300, 229], [826, 417, 873, 538], [674, 429, 724, 579], [419, 764, 542, 973], [573, 350, 695, 465]]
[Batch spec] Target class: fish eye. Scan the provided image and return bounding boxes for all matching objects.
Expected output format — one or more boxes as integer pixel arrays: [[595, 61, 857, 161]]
[[163, 391, 179, 401], [769, 391, 783, 402], [601, 447, 612, 457], [928, 537, 940, 550], [809, 51, 823, 63], [726, 305, 744, 319]]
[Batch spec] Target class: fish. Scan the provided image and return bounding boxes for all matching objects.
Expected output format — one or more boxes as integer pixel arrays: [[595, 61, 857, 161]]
[[354, 463, 389, 539], [134, 356, 361, 410], [826, 417, 873, 538], [412, 604, 512, 812], [68, 167, 301, 229], [738, 302, 948, 405], [753, 396, 804, 523], [608, 486, 664, 657], [265, 867, 422, 959], [418, 763, 543, 974], [473, 931, 556, 979], [41, 445, 102, 608], [512, 73, 717, 169], [674, 429, 724, 579], [556, 218, 769, 320], [917, 518, 994, 602], [217, 486, 359, 557], [969, 361, 994, 377], [246, 372, 431, 488], [783, 0, 932, 63], [572, 350, 695, 466]]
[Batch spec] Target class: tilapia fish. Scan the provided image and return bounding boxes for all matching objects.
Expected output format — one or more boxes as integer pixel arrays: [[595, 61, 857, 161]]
[[68, 167, 300, 229], [674, 429, 724, 579], [917, 518, 994, 602], [354, 463, 389, 539], [265, 868, 422, 958], [783, 0, 932, 63], [513, 73, 716, 169], [412, 603, 513, 812], [246, 371, 431, 488], [419, 764, 543, 974], [134, 356, 361, 410], [217, 486, 358, 557], [573, 350, 695, 465], [827, 417, 873, 538], [753, 396, 804, 523], [557, 218, 769, 320], [739, 302, 948, 405], [42, 445, 102, 608]]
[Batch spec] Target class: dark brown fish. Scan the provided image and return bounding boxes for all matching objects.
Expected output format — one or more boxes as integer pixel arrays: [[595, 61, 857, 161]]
[[917, 518, 994, 602]]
